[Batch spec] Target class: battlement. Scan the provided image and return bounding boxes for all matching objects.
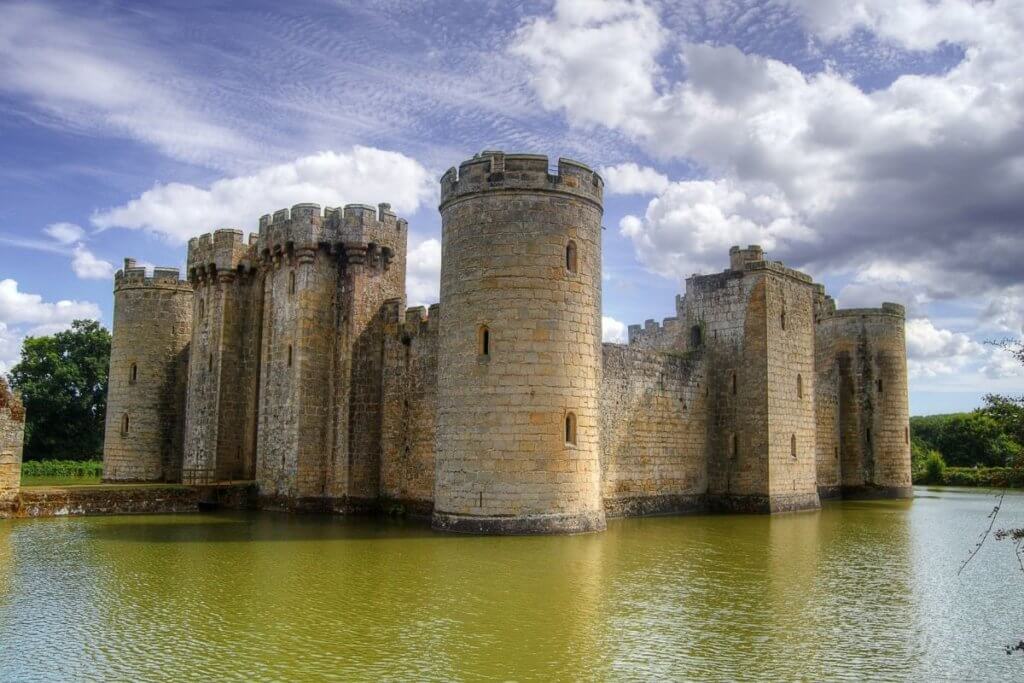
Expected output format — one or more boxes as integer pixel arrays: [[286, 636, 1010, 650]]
[[256, 202, 407, 259], [114, 258, 191, 291], [186, 229, 255, 282], [821, 302, 906, 321], [729, 244, 764, 270], [627, 316, 682, 347], [439, 151, 603, 210], [384, 299, 441, 338]]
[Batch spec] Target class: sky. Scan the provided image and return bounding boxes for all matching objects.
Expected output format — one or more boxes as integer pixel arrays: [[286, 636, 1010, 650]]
[[0, 0, 1021, 415]]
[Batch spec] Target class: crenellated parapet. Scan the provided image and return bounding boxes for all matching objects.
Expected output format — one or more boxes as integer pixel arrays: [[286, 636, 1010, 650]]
[[439, 150, 603, 211], [115, 259, 192, 292], [254, 202, 407, 272], [186, 230, 258, 286]]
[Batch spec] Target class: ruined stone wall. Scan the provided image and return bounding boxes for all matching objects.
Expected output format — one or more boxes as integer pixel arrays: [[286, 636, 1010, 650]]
[[103, 261, 192, 482], [434, 152, 606, 534], [599, 344, 708, 516], [183, 230, 260, 484], [816, 304, 912, 497], [380, 303, 439, 512], [626, 295, 687, 351], [0, 379, 25, 498], [763, 269, 820, 511], [813, 289, 841, 497]]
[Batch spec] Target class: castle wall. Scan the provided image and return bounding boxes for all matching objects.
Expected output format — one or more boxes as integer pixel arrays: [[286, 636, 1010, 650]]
[[183, 231, 260, 484], [328, 205, 407, 505], [103, 261, 192, 482], [816, 304, 912, 497], [0, 379, 25, 498], [763, 270, 820, 511], [380, 303, 439, 512], [434, 152, 606, 534], [599, 344, 708, 516]]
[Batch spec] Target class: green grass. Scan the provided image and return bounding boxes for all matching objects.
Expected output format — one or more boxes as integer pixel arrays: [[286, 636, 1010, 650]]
[[20, 460, 103, 487]]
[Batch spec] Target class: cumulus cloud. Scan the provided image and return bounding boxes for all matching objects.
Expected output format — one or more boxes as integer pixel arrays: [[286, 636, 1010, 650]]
[[406, 238, 441, 307], [0, 279, 101, 371], [92, 147, 437, 243], [71, 245, 114, 280], [511, 0, 666, 136], [602, 315, 628, 343], [619, 178, 815, 277], [599, 163, 669, 195], [905, 317, 986, 378], [512, 0, 1024, 300], [43, 222, 85, 244]]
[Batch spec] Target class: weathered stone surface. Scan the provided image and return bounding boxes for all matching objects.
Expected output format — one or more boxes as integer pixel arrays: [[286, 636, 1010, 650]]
[[99, 151, 912, 534], [0, 378, 24, 500]]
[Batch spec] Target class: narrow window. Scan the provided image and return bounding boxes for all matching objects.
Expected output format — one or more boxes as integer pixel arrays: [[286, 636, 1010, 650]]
[[781, 310, 786, 330], [287, 344, 293, 367], [289, 270, 296, 295], [905, 426, 909, 444], [208, 354, 213, 372], [129, 363, 138, 384], [791, 434, 797, 458], [867, 427, 872, 443], [797, 373, 803, 398], [565, 412, 577, 445], [121, 413, 130, 436], [690, 325, 702, 348], [478, 325, 490, 356], [877, 378, 883, 394], [731, 434, 738, 458], [834, 445, 839, 459], [565, 240, 578, 273], [732, 372, 737, 395], [198, 298, 205, 318]]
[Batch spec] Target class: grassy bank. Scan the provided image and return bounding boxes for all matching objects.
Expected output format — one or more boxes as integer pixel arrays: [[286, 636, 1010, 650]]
[[20, 460, 102, 487], [913, 466, 1024, 489]]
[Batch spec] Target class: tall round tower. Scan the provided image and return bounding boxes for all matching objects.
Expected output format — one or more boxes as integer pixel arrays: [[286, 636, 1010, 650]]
[[103, 260, 193, 482], [434, 151, 606, 534]]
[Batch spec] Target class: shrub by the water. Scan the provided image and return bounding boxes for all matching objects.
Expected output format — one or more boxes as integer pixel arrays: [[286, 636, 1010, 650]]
[[20, 460, 102, 478], [923, 450, 947, 484]]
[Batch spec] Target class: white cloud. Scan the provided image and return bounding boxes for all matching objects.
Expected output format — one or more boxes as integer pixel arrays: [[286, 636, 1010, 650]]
[[619, 178, 815, 278], [406, 238, 441, 307], [905, 317, 985, 378], [43, 222, 84, 244], [510, 0, 666, 136], [513, 0, 1024, 302], [71, 245, 114, 280], [0, 2, 249, 169], [981, 287, 1024, 335], [599, 163, 670, 195], [602, 315, 628, 344], [0, 279, 101, 371], [92, 147, 437, 243]]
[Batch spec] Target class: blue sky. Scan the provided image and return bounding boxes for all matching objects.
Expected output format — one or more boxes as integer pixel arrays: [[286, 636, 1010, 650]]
[[0, 0, 1022, 415]]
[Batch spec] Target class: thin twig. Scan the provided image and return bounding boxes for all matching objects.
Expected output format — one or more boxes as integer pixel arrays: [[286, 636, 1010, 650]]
[[959, 490, 1006, 576]]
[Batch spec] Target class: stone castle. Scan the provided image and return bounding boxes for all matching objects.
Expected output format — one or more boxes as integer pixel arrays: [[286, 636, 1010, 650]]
[[100, 151, 912, 534]]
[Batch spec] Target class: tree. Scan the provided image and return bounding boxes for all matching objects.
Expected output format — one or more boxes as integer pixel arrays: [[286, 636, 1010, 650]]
[[7, 320, 111, 460]]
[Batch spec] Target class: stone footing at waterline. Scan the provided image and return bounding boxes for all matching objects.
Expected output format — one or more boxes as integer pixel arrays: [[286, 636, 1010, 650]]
[[706, 492, 822, 514], [0, 482, 258, 519], [432, 510, 608, 535], [604, 493, 706, 518]]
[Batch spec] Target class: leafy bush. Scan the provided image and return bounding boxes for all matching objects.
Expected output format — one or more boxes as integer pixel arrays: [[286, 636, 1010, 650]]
[[20, 460, 102, 478], [923, 450, 947, 484]]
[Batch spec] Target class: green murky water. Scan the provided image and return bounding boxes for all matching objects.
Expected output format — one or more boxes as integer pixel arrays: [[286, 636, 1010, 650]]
[[1, 487, 1022, 681]]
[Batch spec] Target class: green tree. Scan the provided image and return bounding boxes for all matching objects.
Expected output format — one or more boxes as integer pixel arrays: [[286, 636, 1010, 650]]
[[7, 320, 111, 460], [923, 450, 947, 484]]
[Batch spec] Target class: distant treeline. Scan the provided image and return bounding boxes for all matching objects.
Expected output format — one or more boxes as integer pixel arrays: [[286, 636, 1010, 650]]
[[911, 397, 1024, 487]]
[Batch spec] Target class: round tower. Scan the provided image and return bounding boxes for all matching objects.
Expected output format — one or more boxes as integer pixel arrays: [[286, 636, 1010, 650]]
[[103, 260, 193, 482], [434, 151, 606, 534], [816, 302, 912, 498]]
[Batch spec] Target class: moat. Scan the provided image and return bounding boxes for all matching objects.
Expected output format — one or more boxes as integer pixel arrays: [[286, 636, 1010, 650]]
[[2, 487, 1022, 681]]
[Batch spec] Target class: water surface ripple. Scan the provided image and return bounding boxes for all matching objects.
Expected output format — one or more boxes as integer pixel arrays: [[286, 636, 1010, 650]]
[[1, 487, 1022, 681]]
